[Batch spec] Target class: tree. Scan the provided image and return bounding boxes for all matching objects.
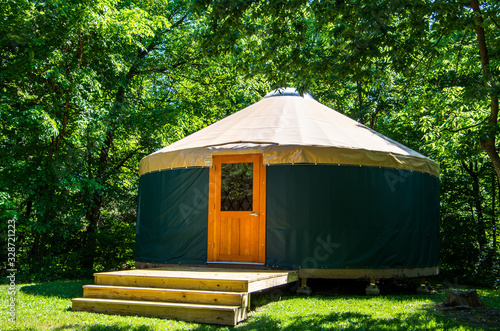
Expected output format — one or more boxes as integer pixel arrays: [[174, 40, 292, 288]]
[[193, 0, 499, 173], [191, 0, 500, 285], [0, 0, 267, 279]]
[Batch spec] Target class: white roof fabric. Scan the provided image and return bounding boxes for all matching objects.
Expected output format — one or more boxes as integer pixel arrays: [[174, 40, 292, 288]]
[[140, 88, 438, 177]]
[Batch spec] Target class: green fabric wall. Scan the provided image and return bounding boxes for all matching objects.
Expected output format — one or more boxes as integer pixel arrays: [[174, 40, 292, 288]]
[[266, 165, 440, 268], [135, 168, 209, 264], [135, 165, 440, 269]]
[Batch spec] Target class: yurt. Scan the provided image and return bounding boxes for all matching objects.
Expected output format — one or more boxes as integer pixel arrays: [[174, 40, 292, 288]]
[[135, 88, 440, 284]]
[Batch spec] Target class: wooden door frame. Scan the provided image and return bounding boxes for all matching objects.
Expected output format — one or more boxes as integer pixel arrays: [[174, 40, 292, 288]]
[[207, 154, 266, 263]]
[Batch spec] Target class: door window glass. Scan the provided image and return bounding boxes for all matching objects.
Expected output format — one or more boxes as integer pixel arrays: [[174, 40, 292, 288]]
[[221, 163, 253, 211]]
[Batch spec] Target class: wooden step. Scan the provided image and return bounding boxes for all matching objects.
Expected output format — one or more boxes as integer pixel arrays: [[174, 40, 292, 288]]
[[73, 268, 298, 325], [94, 273, 249, 292], [72, 298, 246, 326], [83, 285, 248, 306]]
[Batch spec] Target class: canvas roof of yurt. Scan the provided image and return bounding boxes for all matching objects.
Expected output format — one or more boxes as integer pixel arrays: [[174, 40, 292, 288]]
[[139, 88, 439, 177]]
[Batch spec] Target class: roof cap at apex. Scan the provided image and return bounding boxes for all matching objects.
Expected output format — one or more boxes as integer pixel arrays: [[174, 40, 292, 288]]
[[264, 87, 314, 100]]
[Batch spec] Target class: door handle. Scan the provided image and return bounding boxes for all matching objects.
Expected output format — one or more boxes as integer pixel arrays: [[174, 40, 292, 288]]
[[250, 212, 258, 216]]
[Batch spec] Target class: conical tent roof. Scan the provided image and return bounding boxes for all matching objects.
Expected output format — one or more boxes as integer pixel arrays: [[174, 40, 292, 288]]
[[140, 88, 438, 177]]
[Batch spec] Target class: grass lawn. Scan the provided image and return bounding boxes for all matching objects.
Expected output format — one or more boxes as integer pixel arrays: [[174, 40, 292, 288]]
[[1, 278, 499, 330]]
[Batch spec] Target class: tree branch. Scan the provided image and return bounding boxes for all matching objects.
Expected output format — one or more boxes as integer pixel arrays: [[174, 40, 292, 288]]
[[489, 13, 500, 30], [406, 28, 448, 91], [169, 13, 189, 31], [441, 119, 485, 133], [461, 160, 475, 177], [453, 31, 468, 86], [112, 148, 141, 173]]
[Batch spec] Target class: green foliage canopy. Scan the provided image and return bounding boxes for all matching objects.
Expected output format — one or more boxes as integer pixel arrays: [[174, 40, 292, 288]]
[[0, 0, 498, 286], [192, 0, 500, 285], [0, 0, 267, 279]]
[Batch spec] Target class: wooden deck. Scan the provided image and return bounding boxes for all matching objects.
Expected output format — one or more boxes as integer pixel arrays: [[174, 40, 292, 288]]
[[72, 266, 298, 326]]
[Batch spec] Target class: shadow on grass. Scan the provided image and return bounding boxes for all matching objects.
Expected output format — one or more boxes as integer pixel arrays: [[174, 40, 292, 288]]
[[20, 279, 93, 299], [193, 301, 494, 331], [43, 307, 499, 331], [52, 324, 155, 331], [189, 311, 440, 331]]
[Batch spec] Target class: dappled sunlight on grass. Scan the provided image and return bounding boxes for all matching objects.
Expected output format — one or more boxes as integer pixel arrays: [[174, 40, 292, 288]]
[[237, 296, 447, 330], [1, 281, 499, 330], [478, 288, 500, 309]]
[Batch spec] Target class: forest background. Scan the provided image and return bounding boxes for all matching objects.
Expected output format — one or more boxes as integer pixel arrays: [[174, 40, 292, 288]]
[[1, 0, 499, 288]]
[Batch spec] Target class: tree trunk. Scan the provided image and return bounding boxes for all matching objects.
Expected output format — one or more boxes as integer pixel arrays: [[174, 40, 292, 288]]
[[470, 0, 500, 186], [82, 196, 102, 271], [443, 289, 484, 308], [493, 173, 497, 249], [461, 161, 487, 250], [356, 80, 363, 123]]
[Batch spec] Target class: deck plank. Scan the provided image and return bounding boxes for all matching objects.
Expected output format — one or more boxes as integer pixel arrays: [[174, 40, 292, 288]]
[[83, 285, 247, 306], [72, 298, 244, 326], [95, 274, 249, 292]]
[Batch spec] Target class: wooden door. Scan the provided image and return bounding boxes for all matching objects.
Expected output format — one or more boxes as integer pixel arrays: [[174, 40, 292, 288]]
[[207, 154, 266, 263]]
